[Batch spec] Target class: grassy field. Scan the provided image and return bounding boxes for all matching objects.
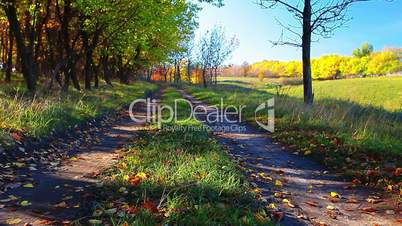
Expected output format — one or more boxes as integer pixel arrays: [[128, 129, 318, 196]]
[[0, 80, 157, 148], [86, 88, 271, 225], [284, 77, 402, 112], [219, 76, 402, 112], [186, 76, 402, 189]]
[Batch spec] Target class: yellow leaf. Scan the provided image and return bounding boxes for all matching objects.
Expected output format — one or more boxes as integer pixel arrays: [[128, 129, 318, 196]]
[[304, 150, 312, 156], [20, 200, 31, 206], [282, 199, 289, 203], [135, 172, 147, 179], [123, 175, 130, 181], [118, 187, 127, 193], [330, 192, 339, 198], [267, 203, 276, 209], [274, 192, 282, 198], [23, 183, 34, 188], [8, 195, 18, 200], [275, 180, 283, 187], [6, 218, 22, 225], [326, 205, 336, 210]]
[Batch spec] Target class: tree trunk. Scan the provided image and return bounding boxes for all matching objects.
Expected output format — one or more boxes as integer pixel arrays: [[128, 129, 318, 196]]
[[82, 33, 92, 90], [202, 67, 207, 88], [3, 2, 36, 92], [5, 27, 13, 83], [187, 60, 192, 84], [102, 55, 112, 86], [302, 0, 313, 105]]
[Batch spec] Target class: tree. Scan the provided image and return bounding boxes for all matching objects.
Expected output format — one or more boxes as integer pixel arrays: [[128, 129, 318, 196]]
[[241, 61, 251, 77], [1, 0, 37, 92], [197, 26, 237, 87], [353, 42, 374, 58], [258, 0, 371, 105]]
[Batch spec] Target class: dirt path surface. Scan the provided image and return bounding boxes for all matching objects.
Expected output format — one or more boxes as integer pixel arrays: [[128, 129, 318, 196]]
[[0, 99, 158, 225], [179, 90, 401, 226]]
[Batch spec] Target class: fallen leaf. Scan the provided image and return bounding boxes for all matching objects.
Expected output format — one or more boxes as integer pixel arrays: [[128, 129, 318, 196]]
[[62, 196, 73, 201], [129, 177, 141, 186], [394, 168, 402, 177], [6, 218, 22, 225], [54, 201, 67, 208], [20, 200, 32, 206], [88, 219, 102, 225], [326, 205, 336, 210], [330, 192, 339, 198], [267, 203, 276, 209], [142, 200, 158, 213], [23, 183, 34, 188], [274, 192, 282, 198], [274, 180, 283, 187]]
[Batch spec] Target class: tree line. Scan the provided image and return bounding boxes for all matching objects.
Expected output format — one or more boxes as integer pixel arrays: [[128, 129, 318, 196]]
[[224, 45, 402, 80], [0, 0, 200, 93]]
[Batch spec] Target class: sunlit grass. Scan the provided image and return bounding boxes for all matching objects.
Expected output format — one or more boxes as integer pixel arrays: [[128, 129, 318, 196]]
[[0, 80, 157, 147], [87, 88, 271, 226]]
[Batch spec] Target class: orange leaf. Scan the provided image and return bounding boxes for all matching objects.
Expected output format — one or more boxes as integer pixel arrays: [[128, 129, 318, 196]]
[[394, 168, 402, 177], [126, 205, 139, 214], [142, 201, 158, 213], [129, 176, 141, 186]]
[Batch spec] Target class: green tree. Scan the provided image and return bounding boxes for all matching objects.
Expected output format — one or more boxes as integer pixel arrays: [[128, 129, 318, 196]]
[[353, 42, 374, 58]]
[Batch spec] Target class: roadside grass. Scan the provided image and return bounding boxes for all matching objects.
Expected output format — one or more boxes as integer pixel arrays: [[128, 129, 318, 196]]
[[185, 81, 402, 190], [85, 87, 271, 226], [0, 80, 157, 147]]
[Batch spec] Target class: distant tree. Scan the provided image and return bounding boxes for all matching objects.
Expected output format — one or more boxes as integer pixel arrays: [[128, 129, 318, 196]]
[[197, 26, 237, 87], [241, 61, 251, 77], [353, 43, 374, 58], [258, 0, 372, 105]]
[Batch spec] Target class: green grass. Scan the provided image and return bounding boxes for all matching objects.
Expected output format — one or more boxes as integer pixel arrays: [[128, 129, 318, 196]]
[[0, 80, 157, 147], [185, 79, 402, 189], [84, 87, 271, 226], [283, 77, 402, 112], [219, 76, 402, 112]]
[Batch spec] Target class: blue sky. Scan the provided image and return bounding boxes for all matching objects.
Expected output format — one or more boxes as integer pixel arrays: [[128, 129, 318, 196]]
[[196, 0, 402, 64]]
